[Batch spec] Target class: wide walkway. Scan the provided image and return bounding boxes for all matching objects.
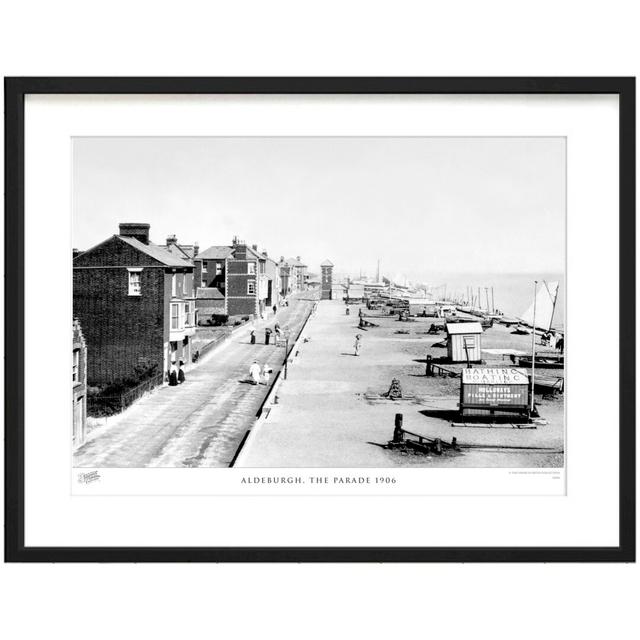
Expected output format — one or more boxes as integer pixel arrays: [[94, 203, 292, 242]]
[[236, 299, 564, 468], [74, 296, 316, 468]]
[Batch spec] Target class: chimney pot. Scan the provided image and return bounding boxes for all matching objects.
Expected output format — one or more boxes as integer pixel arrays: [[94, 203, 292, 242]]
[[166, 234, 177, 246]]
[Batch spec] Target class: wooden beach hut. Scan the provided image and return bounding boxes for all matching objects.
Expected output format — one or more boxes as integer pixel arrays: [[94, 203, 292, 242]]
[[446, 321, 483, 363]]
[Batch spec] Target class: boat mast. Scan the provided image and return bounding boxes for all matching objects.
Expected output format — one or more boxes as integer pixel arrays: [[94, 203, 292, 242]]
[[491, 286, 495, 314], [530, 280, 538, 414]]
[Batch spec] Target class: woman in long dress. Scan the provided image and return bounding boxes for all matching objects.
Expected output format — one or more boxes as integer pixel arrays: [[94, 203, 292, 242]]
[[249, 360, 261, 385], [354, 334, 362, 356]]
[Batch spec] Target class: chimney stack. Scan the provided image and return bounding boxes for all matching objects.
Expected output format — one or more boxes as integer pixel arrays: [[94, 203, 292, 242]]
[[119, 223, 150, 244], [252, 244, 258, 251], [194, 242, 199, 257], [166, 234, 177, 246]]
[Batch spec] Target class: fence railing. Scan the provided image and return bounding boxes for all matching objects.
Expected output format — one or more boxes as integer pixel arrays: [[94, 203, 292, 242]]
[[87, 372, 164, 417]]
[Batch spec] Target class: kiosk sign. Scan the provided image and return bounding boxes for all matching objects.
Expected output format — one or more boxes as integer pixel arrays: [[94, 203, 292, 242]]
[[461, 368, 529, 413]]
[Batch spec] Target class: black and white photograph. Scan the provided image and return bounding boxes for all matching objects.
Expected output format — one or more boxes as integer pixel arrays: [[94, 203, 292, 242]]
[[72, 135, 566, 470]]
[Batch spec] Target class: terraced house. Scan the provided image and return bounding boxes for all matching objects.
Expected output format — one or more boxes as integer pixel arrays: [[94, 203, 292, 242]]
[[194, 237, 278, 321], [73, 223, 196, 389]]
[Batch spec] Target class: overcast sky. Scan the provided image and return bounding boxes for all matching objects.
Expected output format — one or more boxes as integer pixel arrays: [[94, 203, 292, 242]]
[[73, 137, 565, 281]]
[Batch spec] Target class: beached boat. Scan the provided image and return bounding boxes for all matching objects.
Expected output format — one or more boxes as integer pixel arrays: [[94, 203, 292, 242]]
[[518, 355, 564, 369]]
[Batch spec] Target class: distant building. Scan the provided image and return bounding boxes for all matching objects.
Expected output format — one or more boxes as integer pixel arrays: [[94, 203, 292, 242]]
[[194, 238, 277, 319], [279, 256, 308, 296], [73, 223, 196, 387], [331, 283, 347, 300], [72, 318, 87, 448], [320, 259, 334, 300]]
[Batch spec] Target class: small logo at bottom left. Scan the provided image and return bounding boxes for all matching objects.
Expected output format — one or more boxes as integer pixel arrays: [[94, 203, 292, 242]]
[[77, 470, 101, 484]]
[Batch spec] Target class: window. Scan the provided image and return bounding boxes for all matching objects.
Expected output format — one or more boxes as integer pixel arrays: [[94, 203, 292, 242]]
[[171, 303, 183, 330], [247, 281, 256, 295], [128, 269, 142, 296], [215, 262, 222, 276], [202, 261, 208, 274], [72, 349, 80, 383], [171, 274, 177, 297], [248, 262, 256, 275]]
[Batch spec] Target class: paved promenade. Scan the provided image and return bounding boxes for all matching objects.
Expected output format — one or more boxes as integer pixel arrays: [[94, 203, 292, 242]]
[[236, 300, 564, 468], [74, 296, 315, 468]]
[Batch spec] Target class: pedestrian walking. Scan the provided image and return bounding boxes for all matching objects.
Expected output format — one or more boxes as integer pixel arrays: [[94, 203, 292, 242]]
[[354, 334, 362, 356], [249, 360, 261, 385], [168, 361, 178, 386], [265, 327, 272, 345], [273, 304, 277, 315], [178, 360, 186, 384], [250, 329, 256, 344], [262, 363, 271, 385]]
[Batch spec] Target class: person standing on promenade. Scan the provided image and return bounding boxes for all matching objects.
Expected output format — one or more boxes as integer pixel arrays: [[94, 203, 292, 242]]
[[262, 363, 271, 386], [169, 361, 178, 386], [249, 360, 261, 385], [273, 304, 277, 315], [178, 360, 186, 384], [354, 334, 362, 356], [265, 327, 272, 345], [250, 329, 256, 345]]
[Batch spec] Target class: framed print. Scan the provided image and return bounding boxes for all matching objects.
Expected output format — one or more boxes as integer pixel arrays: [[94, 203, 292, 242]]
[[4, 77, 635, 562]]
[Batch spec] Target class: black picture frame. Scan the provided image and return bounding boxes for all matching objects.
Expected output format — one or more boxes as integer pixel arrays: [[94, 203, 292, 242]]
[[4, 77, 635, 563]]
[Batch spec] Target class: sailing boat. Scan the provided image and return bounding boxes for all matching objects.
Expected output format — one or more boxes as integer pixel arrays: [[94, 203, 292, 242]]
[[515, 281, 563, 369], [512, 280, 559, 335]]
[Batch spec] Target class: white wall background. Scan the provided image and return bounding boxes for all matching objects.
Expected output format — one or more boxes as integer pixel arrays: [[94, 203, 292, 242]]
[[1, 2, 638, 640]]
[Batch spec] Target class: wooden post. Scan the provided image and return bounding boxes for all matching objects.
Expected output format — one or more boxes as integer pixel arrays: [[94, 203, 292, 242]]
[[393, 414, 404, 443]]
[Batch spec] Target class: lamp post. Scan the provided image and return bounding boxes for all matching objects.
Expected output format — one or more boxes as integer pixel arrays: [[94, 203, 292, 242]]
[[283, 326, 291, 379]]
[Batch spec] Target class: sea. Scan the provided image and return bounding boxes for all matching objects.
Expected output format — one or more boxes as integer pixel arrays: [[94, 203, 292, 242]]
[[424, 272, 565, 330]]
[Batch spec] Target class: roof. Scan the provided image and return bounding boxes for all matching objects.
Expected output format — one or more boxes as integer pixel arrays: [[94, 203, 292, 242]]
[[196, 287, 225, 300], [320, 259, 334, 267], [246, 246, 265, 260], [118, 236, 193, 268], [462, 368, 528, 385], [164, 243, 196, 262], [197, 246, 234, 260], [446, 322, 483, 335], [285, 257, 307, 267]]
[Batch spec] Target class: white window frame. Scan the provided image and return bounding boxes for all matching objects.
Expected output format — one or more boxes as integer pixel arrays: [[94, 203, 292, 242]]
[[72, 348, 80, 383], [215, 262, 222, 276], [170, 302, 182, 330], [248, 262, 256, 275], [247, 280, 256, 295], [171, 273, 177, 298], [201, 261, 208, 274], [127, 268, 142, 296]]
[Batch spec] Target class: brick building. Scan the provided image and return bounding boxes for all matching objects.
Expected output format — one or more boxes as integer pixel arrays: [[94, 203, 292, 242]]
[[72, 318, 87, 448], [320, 259, 334, 300], [73, 223, 196, 388], [194, 238, 278, 320]]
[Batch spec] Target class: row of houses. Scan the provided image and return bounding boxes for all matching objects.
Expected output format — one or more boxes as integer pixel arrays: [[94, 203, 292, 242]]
[[72, 223, 312, 443]]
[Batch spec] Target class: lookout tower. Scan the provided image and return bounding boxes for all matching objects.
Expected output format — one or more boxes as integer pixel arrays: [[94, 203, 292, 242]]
[[320, 259, 334, 300]]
